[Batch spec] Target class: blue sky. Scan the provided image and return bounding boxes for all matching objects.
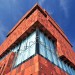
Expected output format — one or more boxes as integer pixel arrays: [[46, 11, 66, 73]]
[[0, 0, 75, 51]]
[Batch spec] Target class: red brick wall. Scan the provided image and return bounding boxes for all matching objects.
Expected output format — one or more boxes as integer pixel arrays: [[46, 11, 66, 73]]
[[0, 52, 15, 75], [4, 55, 68, 75]]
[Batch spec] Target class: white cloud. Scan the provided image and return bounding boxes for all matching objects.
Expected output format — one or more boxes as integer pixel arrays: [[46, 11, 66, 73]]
[[38, 0, 45, 6], [59, 0, 69, 18]]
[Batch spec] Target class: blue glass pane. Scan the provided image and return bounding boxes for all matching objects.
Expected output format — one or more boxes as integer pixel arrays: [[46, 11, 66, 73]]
[[74, 70, 75, 74], [38, 31, 75, 75], [14, 52, 23, 66], [64, 64, 67, 72], [14, 48, 29, 66], [29, 44, 35, 57], [50, 40, 55, 53], [61, 61, 67, 72], [20, 39, 27, 51], [20, 52, 25, 62], [68, 66, 72, 74], [67, 66, 70, 74], [27, 31, 36, 46], [71, 68, 74, 75], [45, 37, 50, 50], [52, 53, 58, 66], [73, 70, 75, 74], [39, 44, 46, 57], [58, 59, 63, 69], [47, 50, 53, 63], [73, 69, 75, 75], [65, 64, 69, 73], [39, 32, 45, 45]]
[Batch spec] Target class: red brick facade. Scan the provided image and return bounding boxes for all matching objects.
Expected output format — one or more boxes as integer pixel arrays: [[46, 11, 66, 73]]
[[0, 54, 68, 75], [0, 4, 75, 75]]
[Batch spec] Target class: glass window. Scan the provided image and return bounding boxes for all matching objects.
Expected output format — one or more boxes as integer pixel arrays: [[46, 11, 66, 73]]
[[25, 48, 30, 59], [58, 59, 63, 69], [39, 31, 57, 64], [71, 68, 74, 75], [39, 31, 75, 74], [14, 51, 24, 67], [29, 44, 36, 57], [27, 31, 36, 46], [73, 69, 75, 75], [14, 47, 29, 67], [20, 39, 27, 51], [64, 64, 67, 72], [50, 40, 55, 53], [61, 61, 66, 72], [45, 37, 50, 50], [52, 53, 58, 66], [39, 43, 46, 58], [14, 31, 36, 67], [65, 64, 69, 73], [46, 49, 53, 63], [68, 66, 72, 74], [39, 32, 45, 45]]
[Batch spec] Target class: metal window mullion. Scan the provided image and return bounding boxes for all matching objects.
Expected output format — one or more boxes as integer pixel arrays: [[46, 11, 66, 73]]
[[44, 36, 47, 58], [36, 28, 39, 54]]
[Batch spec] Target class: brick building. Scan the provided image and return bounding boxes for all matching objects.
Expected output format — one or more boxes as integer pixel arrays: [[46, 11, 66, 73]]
[[0, 4, 75, 75]]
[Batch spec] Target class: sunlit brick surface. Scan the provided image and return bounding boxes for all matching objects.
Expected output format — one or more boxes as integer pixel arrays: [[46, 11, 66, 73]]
[[4, 55, 68, 75]]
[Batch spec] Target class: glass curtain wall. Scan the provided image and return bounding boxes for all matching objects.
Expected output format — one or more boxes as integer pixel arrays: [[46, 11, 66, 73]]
[[11, 29, 75, 74], [12, 31, 36, 68], [39, 31, 75, 75]]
